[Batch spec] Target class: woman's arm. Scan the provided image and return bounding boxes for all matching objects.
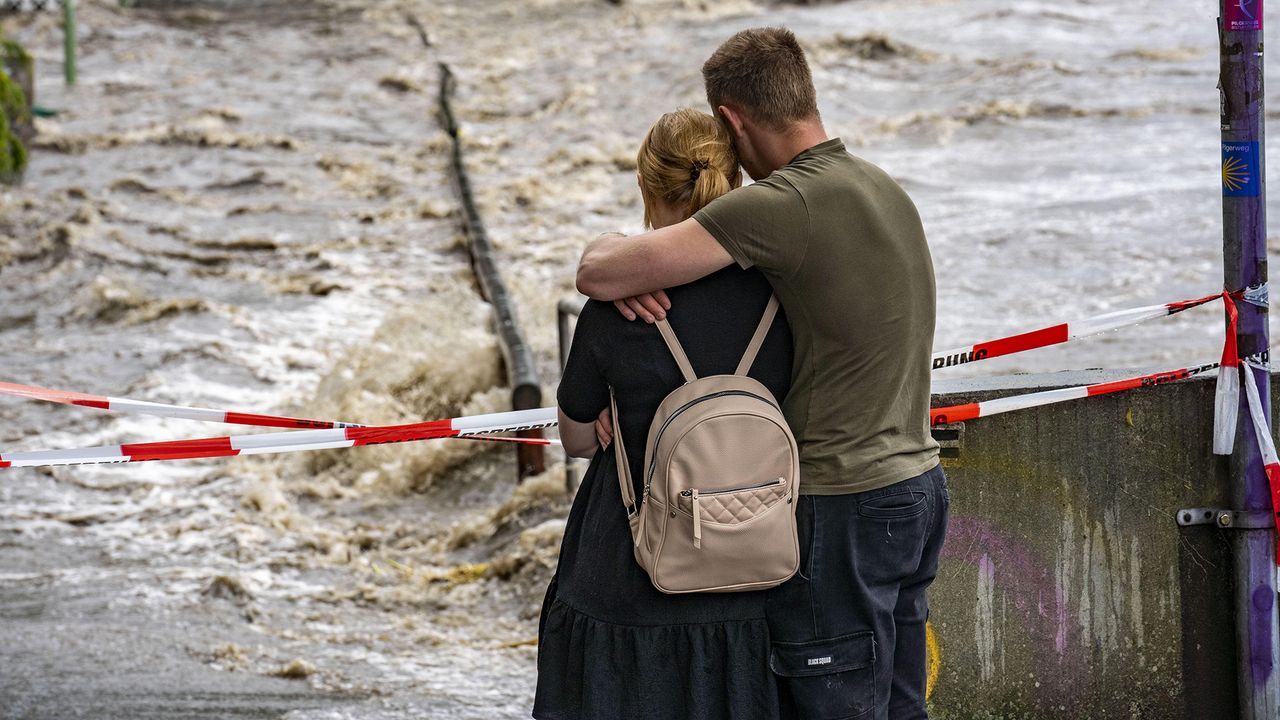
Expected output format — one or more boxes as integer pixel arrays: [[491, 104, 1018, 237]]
[[558, 298, 619, 458], [559, 406, 616, 459], [558, 407, 599, 459]]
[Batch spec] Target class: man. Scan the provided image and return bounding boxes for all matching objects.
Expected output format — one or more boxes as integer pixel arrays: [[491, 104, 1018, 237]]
[[575, 27, 949, 720]]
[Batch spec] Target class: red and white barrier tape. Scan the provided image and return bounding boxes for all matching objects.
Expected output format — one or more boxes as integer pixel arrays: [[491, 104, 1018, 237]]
[[0, 407, 559, 468], [932, 291, 1228, 370], [1241, 360, 1280, 559], [0, 380, 364, 430], [0, 288, 1262, 474], [1, 291, 1236, 431], [0, 357, 1236, 468], [930, 362, 1223, 426], [0, 380, 556, 449], [1212, 293, 1242, 454]]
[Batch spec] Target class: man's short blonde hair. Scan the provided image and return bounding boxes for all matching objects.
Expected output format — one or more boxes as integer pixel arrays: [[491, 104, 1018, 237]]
[[701, 27, 819, 131]]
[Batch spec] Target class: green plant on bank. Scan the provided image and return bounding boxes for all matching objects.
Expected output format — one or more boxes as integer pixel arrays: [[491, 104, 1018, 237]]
[[0, 61, 28, 126], [1, 35, 33, 84], [0, 110, 27, 180], [0, 34, 31, 182]]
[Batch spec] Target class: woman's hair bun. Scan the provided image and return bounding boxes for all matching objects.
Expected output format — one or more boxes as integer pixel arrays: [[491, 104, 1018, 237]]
[[636, 109, 742, 228]]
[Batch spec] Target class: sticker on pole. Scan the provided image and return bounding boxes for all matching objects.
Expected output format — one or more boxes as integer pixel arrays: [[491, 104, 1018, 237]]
[[1224, 0, 1263, 32], [1222, 141, 1261, 197]]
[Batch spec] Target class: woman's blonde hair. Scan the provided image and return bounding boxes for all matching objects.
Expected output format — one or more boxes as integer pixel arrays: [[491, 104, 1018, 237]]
[[636, 108, 742, 228]]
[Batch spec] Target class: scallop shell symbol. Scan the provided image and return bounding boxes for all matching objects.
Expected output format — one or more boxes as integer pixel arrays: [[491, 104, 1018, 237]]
[[1223, 155, 1250, 192]]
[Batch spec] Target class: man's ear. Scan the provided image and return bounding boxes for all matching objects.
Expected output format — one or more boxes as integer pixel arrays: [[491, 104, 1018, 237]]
[[718, 104, 747, 139]]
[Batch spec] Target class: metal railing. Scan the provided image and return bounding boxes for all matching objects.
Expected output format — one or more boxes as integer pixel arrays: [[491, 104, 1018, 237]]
[[557, 294, 588, 490]]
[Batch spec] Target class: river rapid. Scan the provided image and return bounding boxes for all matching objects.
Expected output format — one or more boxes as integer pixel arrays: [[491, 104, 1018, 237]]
[[0, 0, 1274, 717]]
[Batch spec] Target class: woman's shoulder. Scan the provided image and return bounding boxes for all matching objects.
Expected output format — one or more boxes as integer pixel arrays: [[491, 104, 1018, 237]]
[[576, 267, 776, 336], [668, 266, 774, 306], [579, 298, 625, 329], [574, 298, 647, 347]]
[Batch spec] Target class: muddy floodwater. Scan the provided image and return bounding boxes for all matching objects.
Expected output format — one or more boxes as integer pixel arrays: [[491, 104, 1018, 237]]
[[0, 0, 1276, 717]]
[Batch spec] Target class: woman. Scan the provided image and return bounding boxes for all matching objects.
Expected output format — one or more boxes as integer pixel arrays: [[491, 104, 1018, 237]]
[[534, 109, 793, 719]]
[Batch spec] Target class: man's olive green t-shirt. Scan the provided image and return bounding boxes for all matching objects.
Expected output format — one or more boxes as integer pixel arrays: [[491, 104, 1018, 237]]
[[693, 138, 939, 495]]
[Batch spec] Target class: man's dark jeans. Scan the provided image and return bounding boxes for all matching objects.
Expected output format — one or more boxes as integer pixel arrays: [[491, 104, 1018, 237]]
[[766, 464, 950, 720]]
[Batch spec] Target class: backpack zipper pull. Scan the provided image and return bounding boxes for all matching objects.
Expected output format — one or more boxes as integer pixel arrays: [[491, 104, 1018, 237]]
[[691, 488, 702, 549], [633, 498, 643, 548]]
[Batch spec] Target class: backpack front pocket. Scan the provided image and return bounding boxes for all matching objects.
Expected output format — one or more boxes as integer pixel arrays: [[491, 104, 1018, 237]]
[[678, 477, 788, 546], [654, 476, 797, 592], [678, 477, 789, 547]]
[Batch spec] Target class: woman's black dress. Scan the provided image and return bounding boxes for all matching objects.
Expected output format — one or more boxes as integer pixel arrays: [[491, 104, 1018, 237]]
[[534, 266, 793, 720]]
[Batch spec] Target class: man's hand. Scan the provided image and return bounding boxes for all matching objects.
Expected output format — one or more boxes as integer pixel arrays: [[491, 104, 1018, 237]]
[[613, 290, 671, 323], [594, 407, 614, 448]]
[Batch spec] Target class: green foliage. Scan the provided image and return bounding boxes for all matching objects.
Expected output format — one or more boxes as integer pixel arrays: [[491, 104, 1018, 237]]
[[1, 37, 33, 78], [9, 128, 26, 169], [0, 68, 28, 126], [0, 111, 16, 179], [0, 33, 29, 182]]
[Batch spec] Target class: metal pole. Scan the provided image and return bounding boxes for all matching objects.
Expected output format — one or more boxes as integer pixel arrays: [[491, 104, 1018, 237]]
[[436, 62, 544, 480], [1219, 2, 1278, 716], [62, 0, 75, 86]]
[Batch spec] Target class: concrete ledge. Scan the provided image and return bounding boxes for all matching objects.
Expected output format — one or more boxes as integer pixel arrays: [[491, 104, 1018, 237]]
[[927, 372, 1263, 718]]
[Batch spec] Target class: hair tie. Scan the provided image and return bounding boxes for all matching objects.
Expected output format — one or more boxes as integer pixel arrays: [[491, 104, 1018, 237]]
[[690, 159, 711, 182]]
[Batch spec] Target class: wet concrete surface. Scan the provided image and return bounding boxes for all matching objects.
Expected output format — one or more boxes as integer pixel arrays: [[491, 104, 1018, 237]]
[[0, 531, 360, 720]]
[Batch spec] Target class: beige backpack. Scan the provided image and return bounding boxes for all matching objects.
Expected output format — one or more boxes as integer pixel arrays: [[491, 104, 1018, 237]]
[[609, 296, 800, 594]]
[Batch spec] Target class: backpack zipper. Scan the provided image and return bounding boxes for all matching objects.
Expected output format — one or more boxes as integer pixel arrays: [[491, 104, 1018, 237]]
[[643, 390, 779, 498], [678, 477, 785, 498]]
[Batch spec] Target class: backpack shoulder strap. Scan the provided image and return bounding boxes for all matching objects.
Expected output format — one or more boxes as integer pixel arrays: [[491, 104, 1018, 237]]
[[655, 319, 697, 383], [609, 388, 642, 528], [735, 295, 780, 376]]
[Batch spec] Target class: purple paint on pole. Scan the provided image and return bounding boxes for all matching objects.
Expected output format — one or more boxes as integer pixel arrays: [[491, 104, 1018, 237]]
[[1220, 0, 1277, 712], [1254, 585, 1275, 612], [1251, 585, 1275, 682], [1225, 0, 1264, 31]]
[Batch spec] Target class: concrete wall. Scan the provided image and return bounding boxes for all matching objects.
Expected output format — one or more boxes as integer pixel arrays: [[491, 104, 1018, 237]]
[[927, 371, 1257, 719]]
